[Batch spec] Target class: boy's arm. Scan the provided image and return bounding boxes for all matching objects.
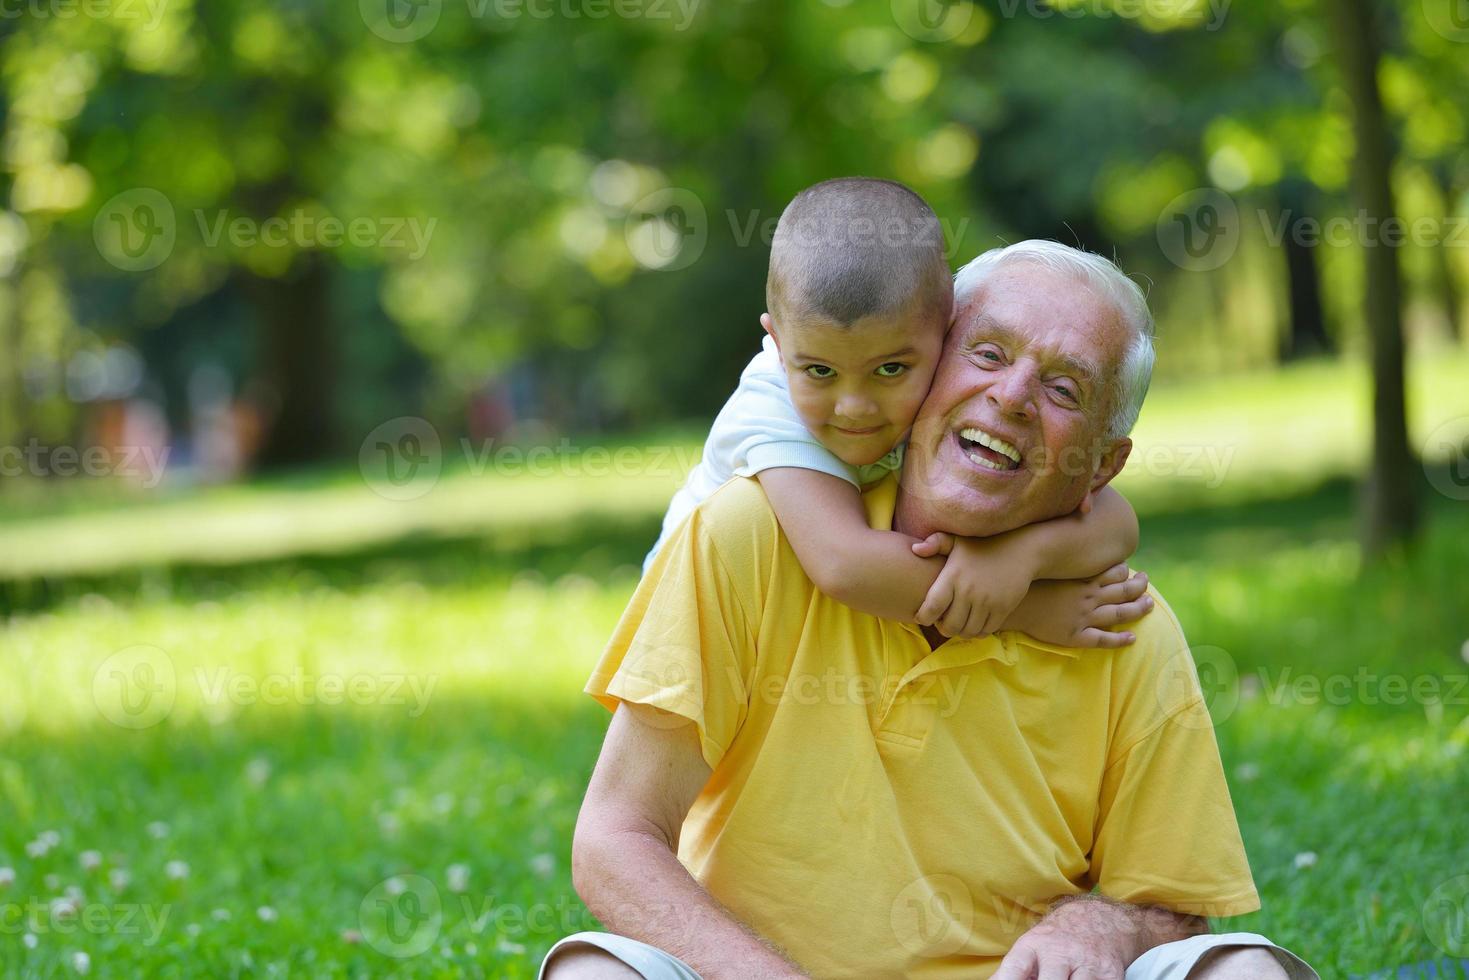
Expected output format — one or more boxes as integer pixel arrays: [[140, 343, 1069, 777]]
[[1012, 484, 1139, 581], [912, 485, 1140, 637], [757, 467, 942, 621]]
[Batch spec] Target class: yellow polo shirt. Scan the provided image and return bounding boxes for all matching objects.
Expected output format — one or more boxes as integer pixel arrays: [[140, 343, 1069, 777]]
[[587, 475, 1259, 979]]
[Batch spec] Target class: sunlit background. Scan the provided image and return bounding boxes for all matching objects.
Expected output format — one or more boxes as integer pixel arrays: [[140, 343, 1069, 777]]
[[2, 0, 1468, 976]]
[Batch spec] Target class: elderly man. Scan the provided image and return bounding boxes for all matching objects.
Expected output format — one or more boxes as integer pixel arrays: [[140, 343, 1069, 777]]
[[542, 242, 1318, 979]]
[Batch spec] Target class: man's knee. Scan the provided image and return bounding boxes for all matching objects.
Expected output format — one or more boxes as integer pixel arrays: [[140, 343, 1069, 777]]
[[1189, 946, 1290, 980], [542, 942, 646, 980]]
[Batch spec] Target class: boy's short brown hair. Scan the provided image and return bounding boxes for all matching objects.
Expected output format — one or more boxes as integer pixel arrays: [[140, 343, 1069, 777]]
[[765, 177, 952, 329]]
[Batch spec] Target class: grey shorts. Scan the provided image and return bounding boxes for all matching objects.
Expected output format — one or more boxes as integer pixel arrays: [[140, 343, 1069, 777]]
[[538, 930, 1319, 979]]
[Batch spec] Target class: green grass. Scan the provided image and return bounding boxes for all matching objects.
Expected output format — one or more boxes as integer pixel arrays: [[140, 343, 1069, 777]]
[[3, 353, 1469, 977]]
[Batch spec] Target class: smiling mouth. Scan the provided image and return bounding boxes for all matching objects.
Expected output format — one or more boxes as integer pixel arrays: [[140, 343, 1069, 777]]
[[834, 424, 884, 436], [955, 426, 1022, 472]]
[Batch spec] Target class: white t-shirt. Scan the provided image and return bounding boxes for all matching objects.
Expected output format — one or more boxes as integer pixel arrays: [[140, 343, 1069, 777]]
[[645, 335, 907, 572]]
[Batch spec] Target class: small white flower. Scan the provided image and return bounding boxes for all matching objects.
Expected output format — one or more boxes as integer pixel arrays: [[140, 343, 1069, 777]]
[[341, 929, 362, 944], [245, 758, 271, 787], [384, 877, 407, 897], [64, 885, 84, 902], [1461, 639, 1469, 665], [44, 874, 61, 891], [25, 840, 50, 859], [0, 867, 14, 887], [146, 822, 170, 839], [1293, 851, 1318, 870], [71, 951, 90, 975], [165, 860, 190, 881], [186, 923, 202, 938], [256, 906, 277, 923], [40, 830, 61, 847], [446, 863, 470, 894], [529, 853, 555, 879], [432, 792, 454, 815], [109, 869, 130, 892], [79, 851, 102, 872], [51, 897, 79, 920], [210, 908, 231, 922], [377, 813, 401, 836], [495, 937, 526, 955], [22, 932, 37, 949], [1235, 763, 1260, 782]]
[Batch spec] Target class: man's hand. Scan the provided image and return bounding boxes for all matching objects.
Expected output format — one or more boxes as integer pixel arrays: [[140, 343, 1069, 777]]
[[912, 533, 1036, 638], [993, 897, 1205, 980], [1005, 563, 1153, 649]]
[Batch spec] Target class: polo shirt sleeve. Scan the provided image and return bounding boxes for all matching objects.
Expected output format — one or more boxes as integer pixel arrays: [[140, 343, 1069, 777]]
[[1088, 595, 1261, 919], [586, 479, 774, 771]]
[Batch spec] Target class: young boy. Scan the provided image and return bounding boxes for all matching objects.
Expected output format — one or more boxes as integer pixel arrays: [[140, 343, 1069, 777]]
[[646, 177, 1146, 643]]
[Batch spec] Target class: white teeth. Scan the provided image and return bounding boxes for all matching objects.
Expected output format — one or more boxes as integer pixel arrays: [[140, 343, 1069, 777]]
[[958, 426, 1020, 464]]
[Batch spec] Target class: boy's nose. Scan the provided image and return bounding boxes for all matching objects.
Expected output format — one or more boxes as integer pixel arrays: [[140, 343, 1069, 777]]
[[835, 392, 880, 423]]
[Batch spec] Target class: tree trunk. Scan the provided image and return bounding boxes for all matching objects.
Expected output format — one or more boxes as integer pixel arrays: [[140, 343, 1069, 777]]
[[1277, 180, 1333, 361], [1324, 0, 1420, 556], [1430, 161, 1464, 343], [243, 254, 337, 469]]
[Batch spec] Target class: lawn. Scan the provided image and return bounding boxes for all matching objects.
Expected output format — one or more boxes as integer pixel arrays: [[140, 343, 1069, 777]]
[[2, 352, 1468, 978]]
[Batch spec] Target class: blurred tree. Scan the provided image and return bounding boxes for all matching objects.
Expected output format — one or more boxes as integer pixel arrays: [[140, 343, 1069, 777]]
[[1323, 0, 1420, 555]]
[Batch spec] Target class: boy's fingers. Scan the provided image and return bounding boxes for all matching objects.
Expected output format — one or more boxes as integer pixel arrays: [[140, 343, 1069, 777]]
[[1096, 596, 1152, 627], [916, 588, 949, 625], [1097, 562, 1130, 586], [1078, 627, 1136, 648]]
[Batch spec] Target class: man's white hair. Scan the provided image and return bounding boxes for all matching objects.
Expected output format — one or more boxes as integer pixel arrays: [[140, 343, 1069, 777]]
[[953, 240, 1155, 442]]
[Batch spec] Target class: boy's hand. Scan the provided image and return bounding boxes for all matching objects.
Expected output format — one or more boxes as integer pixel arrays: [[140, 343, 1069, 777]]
[[1007, 563, 1154, 648], [912, 533, 1037, 638]]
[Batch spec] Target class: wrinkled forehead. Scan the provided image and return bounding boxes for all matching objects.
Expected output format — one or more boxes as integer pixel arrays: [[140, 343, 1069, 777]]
[[947, 265, 1127, 380]]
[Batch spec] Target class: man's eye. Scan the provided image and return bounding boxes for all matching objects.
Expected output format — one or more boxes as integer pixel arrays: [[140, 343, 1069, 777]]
[[1053, 384, 1076, 401], [804, 365, 835, 379], [978, 349, 1002, 363], [875, 363, 907, 378]]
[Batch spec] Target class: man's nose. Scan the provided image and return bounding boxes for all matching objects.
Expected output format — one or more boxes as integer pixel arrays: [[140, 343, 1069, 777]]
[[985, 367, 1035, 419]]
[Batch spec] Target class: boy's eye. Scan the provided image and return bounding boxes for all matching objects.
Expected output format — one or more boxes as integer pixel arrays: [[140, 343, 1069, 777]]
[[875, 363, 908, 378], [804, 365, 835, 379]]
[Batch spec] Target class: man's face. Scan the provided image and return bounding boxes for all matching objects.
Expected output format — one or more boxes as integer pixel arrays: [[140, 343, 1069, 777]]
[[898, 261, 1134, 538]]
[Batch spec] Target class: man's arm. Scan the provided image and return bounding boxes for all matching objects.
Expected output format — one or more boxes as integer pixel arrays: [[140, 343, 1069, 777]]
[[992, 895, 1207, 979], [571, 702, 807, 980]]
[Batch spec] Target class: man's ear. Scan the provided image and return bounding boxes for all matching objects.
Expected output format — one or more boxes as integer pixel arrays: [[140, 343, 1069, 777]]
[[760, 313, 779, 350], [1090, 437, 1132, 493]]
